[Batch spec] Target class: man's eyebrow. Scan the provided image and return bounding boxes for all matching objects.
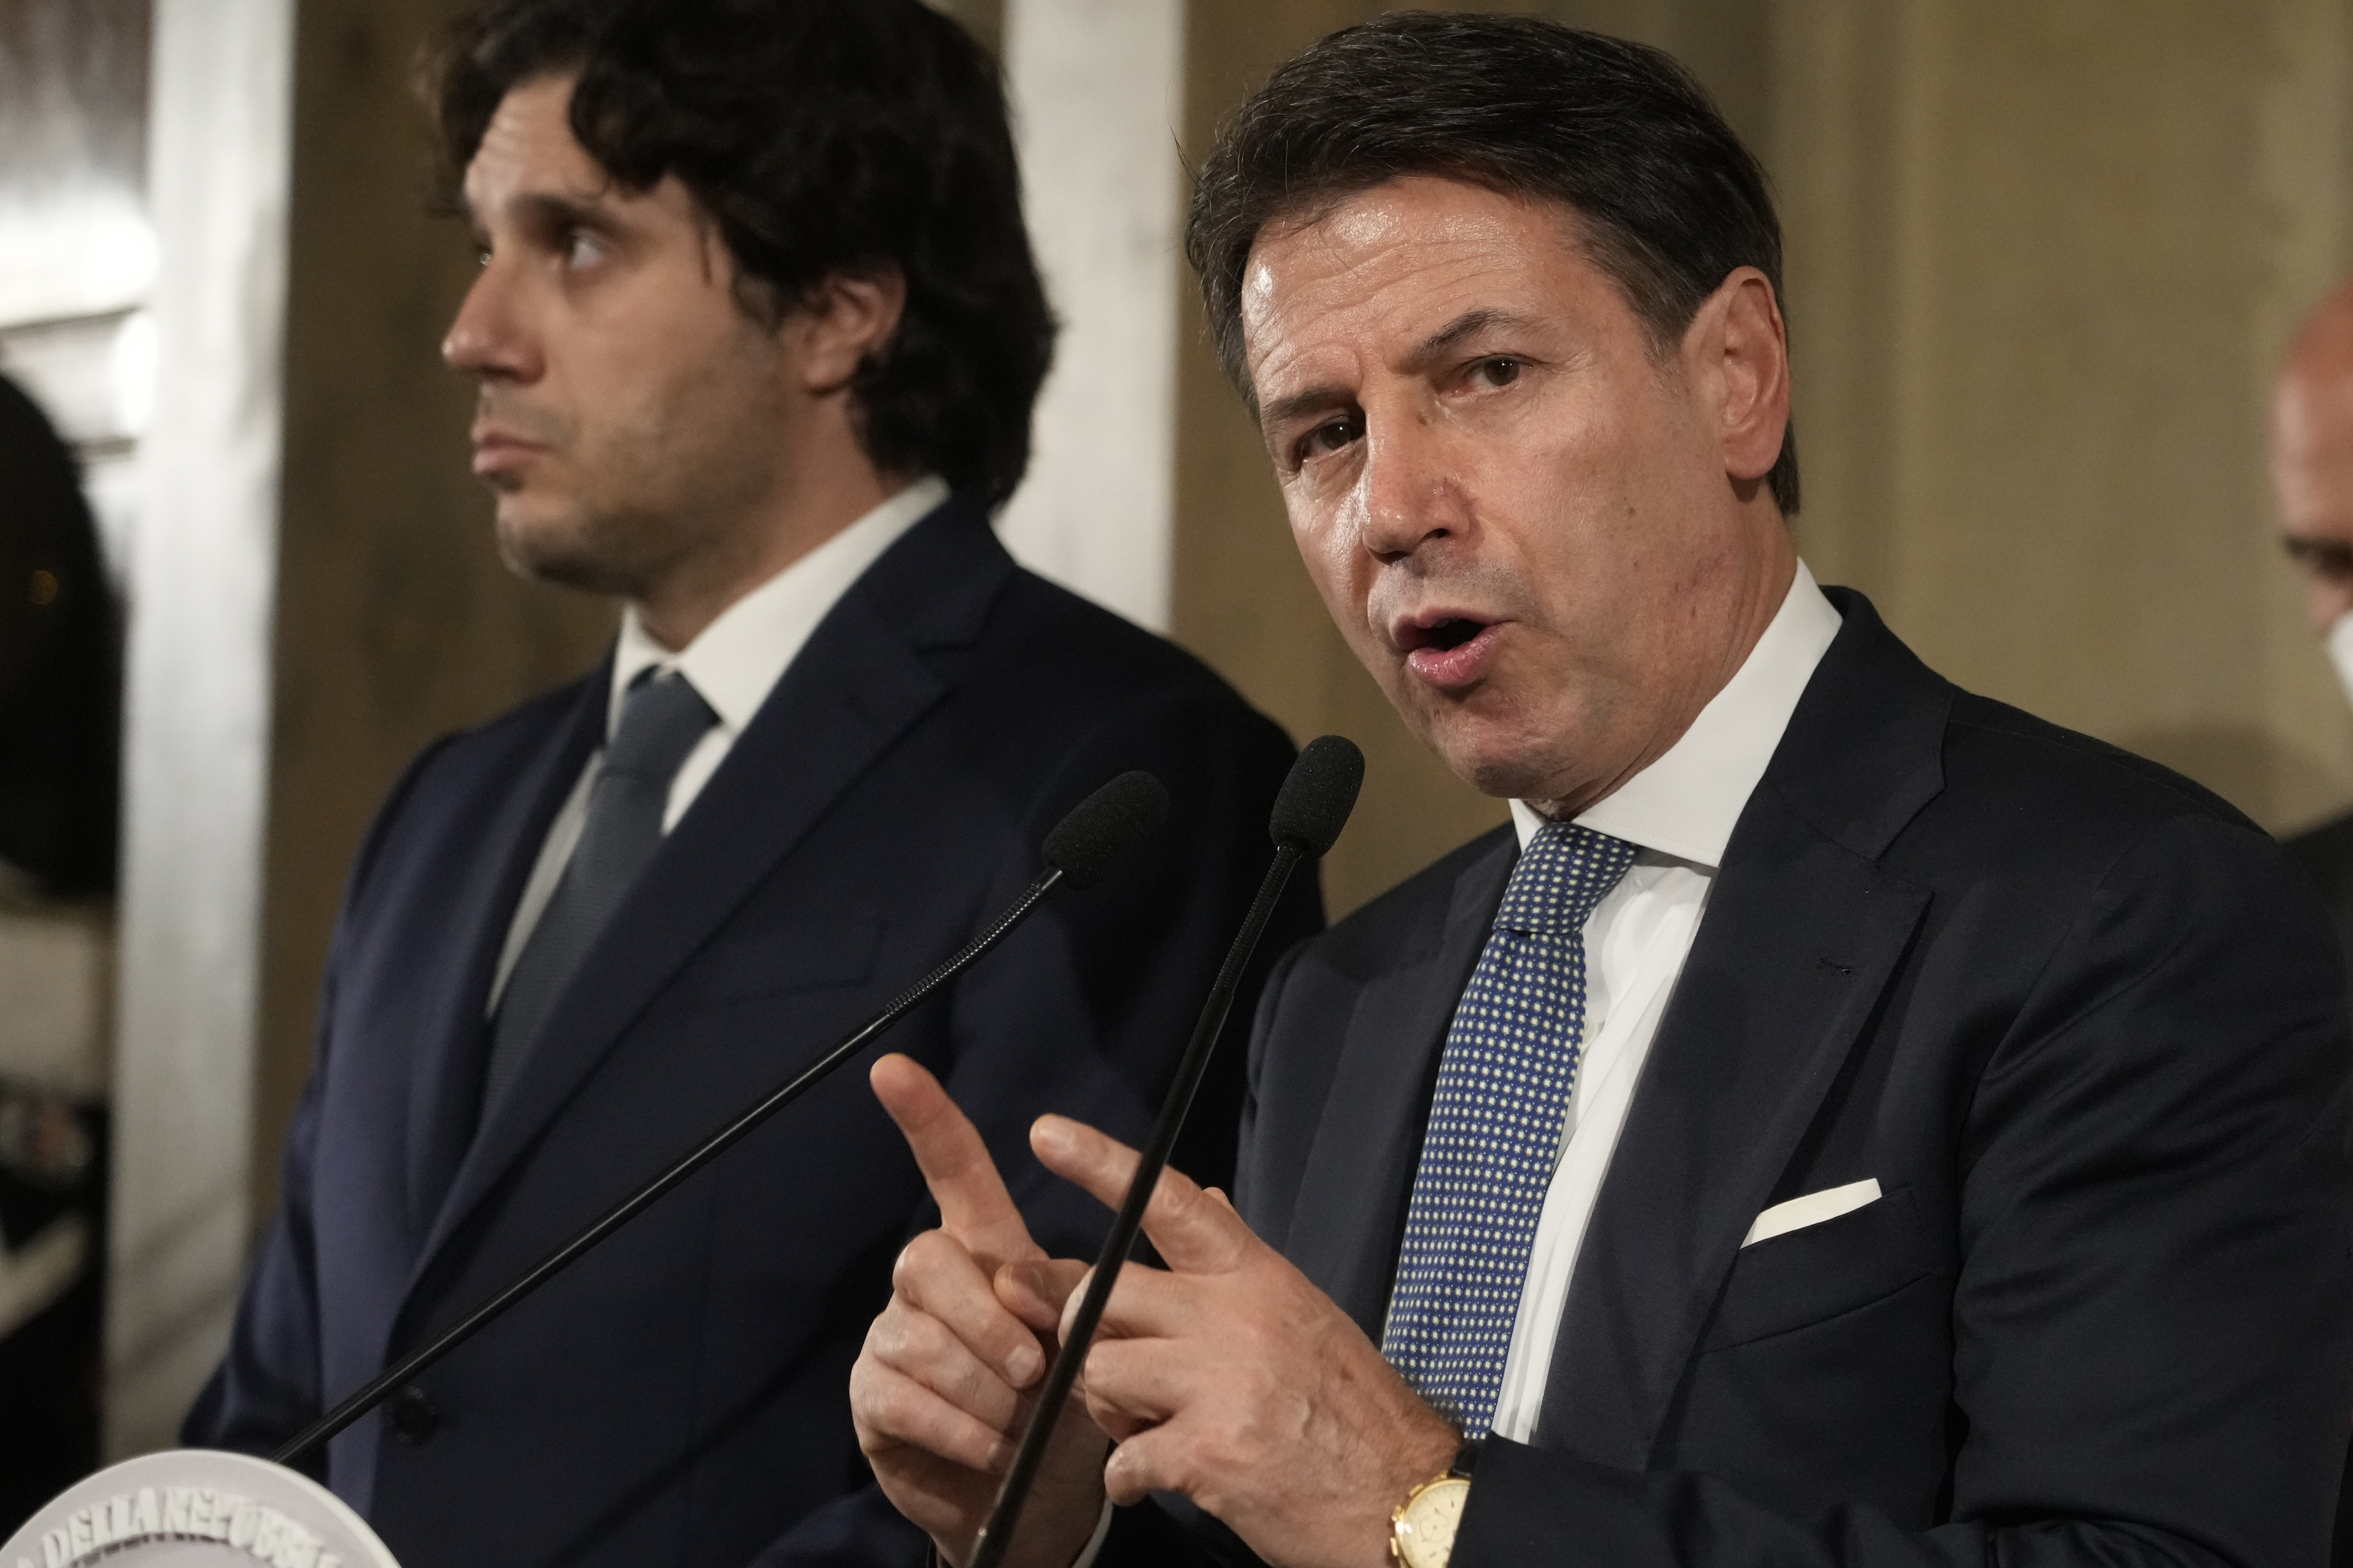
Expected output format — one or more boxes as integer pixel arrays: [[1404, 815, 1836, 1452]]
[[1257, 307, 1542, 427], [1259, 383, 1353, 430], [2284, 533, 2353, 572], [467, 187, 620, 241], [512, 190, 615, 231], [1407, 307, 1535, 367]]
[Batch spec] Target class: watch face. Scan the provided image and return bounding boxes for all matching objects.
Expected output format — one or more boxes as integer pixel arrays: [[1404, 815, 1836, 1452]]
[[1395, 1476, 1471, 1568]]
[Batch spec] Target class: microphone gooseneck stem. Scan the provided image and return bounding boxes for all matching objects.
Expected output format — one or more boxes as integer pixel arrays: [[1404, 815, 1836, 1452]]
[[273, 864, 1069, 1471], [968, 842, 1307, 1568]]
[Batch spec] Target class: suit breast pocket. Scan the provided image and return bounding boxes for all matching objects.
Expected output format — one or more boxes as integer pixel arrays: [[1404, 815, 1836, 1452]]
[[667, 911, 885, 1010], [1698, 1183, 1935, 1352]]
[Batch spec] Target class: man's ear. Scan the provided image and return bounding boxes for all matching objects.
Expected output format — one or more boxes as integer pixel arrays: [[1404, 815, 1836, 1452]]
[[1685, 266, 1790, 487], [793, 268, 908, 396]]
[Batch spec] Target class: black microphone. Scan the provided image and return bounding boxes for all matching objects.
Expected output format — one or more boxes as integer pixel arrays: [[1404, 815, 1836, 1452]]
[[969, 735, 1365, 1568], [272, 768, 1171, 1470]]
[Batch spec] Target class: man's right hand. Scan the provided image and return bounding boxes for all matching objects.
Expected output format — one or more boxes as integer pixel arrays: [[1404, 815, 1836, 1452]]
[[851, 1053, 1112, 1568]]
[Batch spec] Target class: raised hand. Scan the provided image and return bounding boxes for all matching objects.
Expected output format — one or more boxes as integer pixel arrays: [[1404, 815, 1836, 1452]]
[[1030, 1114, 1459, 1568], [851, 1054, 1110, 1568]]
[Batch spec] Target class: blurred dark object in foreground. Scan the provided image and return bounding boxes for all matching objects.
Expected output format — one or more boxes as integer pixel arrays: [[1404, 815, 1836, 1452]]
[[0, 371, 121, 1525], [0, 370, 119, 897], [0, 1080, 104, 1533], [2278, 815, 2353, 1568]]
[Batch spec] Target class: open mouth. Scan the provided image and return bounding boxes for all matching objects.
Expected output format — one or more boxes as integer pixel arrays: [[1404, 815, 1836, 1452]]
[[1396, 616, 1490, 653], [1393, 611, 1503, 691]]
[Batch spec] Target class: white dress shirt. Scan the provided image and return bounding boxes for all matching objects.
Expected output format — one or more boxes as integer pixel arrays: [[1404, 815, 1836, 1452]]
[[486, 475, 950, 1011], [1481, 560, 1842, 1442]]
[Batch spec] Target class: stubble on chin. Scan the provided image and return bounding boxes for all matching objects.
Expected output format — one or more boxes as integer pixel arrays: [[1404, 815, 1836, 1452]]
[[491, 493, 663, 599]]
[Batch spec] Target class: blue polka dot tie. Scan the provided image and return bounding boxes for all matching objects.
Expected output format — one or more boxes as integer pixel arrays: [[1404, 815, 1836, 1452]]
[[1381, 819, 1638, 1436]]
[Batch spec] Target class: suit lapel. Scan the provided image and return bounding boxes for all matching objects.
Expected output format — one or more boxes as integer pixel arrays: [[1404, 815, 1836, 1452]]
[[1530, 791, 1929, 1464], [1287, 833, 1512, 1337], [410, 507, 1008, 1282], [402, 668, 607, 1247], [1532, 590, 1951, 1465]]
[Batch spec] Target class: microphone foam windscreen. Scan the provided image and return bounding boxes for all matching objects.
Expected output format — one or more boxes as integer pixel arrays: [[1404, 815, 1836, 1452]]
[[1043, 770, 1171, 890], [1270, 735, 1364, 859]]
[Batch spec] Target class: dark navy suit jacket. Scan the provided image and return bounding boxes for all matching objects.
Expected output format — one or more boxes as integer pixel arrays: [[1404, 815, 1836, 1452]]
[[2281, 811, 2353, 1568], [185, 498, 1320, 1568], [1117, 589, 2353, 1568]]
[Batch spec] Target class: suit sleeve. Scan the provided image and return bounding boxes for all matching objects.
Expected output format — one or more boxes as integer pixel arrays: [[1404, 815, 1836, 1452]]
[[179, 978, 332, 1474], [181, 737, 459, 1470], [748, 685, 1323, 1568], [1449, 811, 2353, 1568]]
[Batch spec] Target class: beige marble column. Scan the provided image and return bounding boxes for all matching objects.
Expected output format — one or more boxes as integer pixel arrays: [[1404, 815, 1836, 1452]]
[[997, 0, 1189, 632], [106, 0, 293, 1457]]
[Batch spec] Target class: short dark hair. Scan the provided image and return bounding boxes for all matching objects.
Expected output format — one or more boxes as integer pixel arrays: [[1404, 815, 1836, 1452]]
[[1186, 12, 1798, 514], [431, 0, 1055, 507]]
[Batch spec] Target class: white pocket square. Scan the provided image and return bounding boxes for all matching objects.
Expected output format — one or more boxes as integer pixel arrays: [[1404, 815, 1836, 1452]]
[[1741, 1178, 1882, 1247]]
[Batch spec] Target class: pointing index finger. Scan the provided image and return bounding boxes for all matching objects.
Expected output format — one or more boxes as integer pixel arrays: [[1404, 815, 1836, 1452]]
[[1029, 1114, 1255, 1276], [871, 1053, 1040, 1267]]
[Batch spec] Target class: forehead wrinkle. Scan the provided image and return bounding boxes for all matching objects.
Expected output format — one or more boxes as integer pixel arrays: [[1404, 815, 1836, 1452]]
[[468, 78, 613, 206], [470, 146, 619, 210], [1241, 182, 1584, 413]]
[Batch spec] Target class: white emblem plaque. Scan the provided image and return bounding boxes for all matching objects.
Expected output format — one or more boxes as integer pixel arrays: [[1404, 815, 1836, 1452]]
[[1, 1450, 401, 1568]]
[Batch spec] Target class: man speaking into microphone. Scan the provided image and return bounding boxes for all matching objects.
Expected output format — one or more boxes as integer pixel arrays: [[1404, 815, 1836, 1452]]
[[183, 3, 1317, 1565], [852, 16, 2353, 1568]]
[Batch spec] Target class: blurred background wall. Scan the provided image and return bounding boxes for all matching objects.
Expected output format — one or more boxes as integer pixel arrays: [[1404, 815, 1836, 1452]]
[[2, 0, 2349, 1483]]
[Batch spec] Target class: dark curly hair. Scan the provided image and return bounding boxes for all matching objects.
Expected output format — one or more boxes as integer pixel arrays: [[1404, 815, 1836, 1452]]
[[431, 0, 1055, 507], [1187, 12, 1797, 514]]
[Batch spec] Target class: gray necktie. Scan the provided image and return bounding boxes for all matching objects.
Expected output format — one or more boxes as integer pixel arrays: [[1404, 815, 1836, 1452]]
[[482, 670, 718, 1114]]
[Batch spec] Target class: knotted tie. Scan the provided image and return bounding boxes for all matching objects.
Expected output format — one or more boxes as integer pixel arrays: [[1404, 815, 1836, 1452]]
[[482, 670, 718, 1112], [1381, 819, 1637, 1436]]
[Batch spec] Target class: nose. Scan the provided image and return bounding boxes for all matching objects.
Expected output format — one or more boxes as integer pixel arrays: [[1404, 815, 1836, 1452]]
[[1355, 410, 1469, 564], [442, 254, 536, 383]]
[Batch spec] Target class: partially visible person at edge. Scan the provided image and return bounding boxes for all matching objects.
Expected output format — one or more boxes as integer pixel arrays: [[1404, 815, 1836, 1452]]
[[851, 16, 2353, 1568], [2268, 273, 2353, 1568], [182, 3, 1319, 1565]]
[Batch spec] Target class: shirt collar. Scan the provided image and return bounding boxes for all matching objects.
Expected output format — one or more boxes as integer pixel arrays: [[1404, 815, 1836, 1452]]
[[609, 475, 950, 737], [1510, 560, 1842, 868]]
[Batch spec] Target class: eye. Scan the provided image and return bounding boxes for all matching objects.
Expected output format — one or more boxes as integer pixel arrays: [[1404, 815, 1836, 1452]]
[[559, 227, 610, 269], [1470, 356, 1522, 389], [1293, 413, 1364, 466]]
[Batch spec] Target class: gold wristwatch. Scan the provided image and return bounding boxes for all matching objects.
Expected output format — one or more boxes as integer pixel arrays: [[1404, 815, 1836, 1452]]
[[1390, 1438, 1480, 1568]]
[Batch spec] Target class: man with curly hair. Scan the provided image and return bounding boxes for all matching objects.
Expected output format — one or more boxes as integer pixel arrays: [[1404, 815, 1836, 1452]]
[[184, 4, 1316, 1564]]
